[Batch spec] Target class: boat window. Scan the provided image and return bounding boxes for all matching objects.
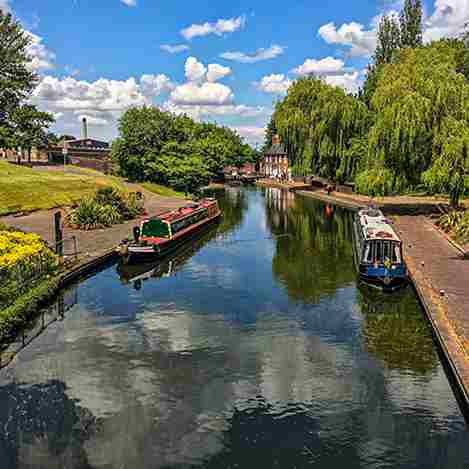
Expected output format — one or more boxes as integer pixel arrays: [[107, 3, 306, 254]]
[[171, 208, 209, 235], [392, 242, 402, 264], [383, 241, 391, 262], [363, 242, 372, 263], [375, 241, 383, 263], [141, 218, 170, 238]]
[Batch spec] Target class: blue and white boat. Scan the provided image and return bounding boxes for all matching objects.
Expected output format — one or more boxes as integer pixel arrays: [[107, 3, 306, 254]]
[[353, 208, 407, 290]]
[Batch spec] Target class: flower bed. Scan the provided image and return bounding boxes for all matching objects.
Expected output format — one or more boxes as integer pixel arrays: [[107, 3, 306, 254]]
[[0, 228, 57, 309]]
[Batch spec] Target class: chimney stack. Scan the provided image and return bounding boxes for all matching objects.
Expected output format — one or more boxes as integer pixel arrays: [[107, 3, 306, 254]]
[[81, 117, 88, 140]]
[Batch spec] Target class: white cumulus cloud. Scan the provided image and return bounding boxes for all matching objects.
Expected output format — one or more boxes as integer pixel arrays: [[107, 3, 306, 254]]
[[318, 22, 377, 57], [77, 114, 108, 126], [181, 15, 246, 40], [140, 74, 175, 97], [220, 45, 285, 64], [324, 71, 361, 94], [170, 82, 234, 106], [206, 63, 231, 83], [424, 0, 469, 41], [26, 32, 56, 71], [255, 74, 292, 94], [185, 56, 207, 82], [120, 0, 137, 6], [232, 126, 266, 145], [164, 102, 266, 121], [160, 44, 191, 54], [292, 56, 345, 76]]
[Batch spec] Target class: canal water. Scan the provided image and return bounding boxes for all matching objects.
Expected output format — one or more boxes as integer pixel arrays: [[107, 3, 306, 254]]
[[1, 187, 468, 468]]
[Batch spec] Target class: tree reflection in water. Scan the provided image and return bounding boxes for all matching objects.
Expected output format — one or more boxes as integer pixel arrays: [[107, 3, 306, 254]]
[[264, 188, 355, 304], [0, 380, 97, 469], [358, 284, 438, 375]]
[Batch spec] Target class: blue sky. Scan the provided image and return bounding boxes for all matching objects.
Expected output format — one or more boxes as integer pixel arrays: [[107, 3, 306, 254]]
[[2, 0, 469, 145]]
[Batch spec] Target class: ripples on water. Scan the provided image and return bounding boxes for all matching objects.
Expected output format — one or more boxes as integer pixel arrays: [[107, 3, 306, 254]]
[[0, 187, 468, 469]]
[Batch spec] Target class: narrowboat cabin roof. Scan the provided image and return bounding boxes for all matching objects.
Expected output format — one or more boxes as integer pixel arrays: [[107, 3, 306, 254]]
[[142, 199, 217, 224], [357, 208, 401, 243]]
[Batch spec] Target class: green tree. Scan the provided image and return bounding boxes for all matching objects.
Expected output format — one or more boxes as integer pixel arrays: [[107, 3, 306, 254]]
[[112, 106, 254, 191], [10, 105, 54, 162], [263, 115, 278, 152], [0, 11, 38, 147], [273, 77, 369, 181], [400, 0, 423, 48], [356, 40, 469, 195], [361, 14, 400, 106], [423, 118, 469, 207]]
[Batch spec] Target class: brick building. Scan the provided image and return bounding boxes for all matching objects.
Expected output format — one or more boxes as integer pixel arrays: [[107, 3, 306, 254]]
[[260, 135, 290, 180], [0, 118, 112, 172]]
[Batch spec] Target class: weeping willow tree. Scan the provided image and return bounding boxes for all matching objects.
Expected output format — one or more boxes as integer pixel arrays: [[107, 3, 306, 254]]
[[356, 39, 469, 196], [272, 77, 370, 182], [423, 117, 469, 206]]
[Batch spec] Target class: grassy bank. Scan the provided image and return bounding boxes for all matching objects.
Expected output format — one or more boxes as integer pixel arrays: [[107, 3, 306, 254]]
[[140, 182, 186, 198], [0, 275, 60, 342], [0, 162, 127, 216], [0, 162, 188, 216]]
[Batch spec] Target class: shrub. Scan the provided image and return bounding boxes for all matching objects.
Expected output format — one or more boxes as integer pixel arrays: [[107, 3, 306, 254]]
[[67, 188, 144, 230], [455, 212, 469, 244], [437, 210, 463, 232], [437, 209, 469, 245], [0, 229, 58, 308], [67, 198, 122, 230], [0, 275, 61, 341]]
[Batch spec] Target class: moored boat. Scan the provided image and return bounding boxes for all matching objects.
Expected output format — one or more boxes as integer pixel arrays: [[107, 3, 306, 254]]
[[353, 208, 407, 290], [118, 198, 221, 263]]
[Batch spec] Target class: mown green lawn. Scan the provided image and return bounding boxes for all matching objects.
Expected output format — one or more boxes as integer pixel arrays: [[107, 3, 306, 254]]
[[0, 162, 187, 216], [0, 162, 126, 216], [140, 182, 186, 198]]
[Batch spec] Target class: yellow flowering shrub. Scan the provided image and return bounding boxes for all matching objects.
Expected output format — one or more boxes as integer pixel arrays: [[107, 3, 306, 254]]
[[0, 231, 54, 269], [0, 229, 58, 308]]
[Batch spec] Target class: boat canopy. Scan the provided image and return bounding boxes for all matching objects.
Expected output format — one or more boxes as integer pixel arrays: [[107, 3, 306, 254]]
[[358, 209, 400, 243]]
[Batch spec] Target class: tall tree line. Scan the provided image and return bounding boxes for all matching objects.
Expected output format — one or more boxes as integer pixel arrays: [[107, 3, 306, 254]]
[[266, 0, 469, 205], [112, 106, 258, 193], [0, 10, 54, 158]]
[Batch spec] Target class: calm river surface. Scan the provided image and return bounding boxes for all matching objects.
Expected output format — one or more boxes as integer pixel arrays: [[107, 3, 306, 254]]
[[1, 187, 469, 468]]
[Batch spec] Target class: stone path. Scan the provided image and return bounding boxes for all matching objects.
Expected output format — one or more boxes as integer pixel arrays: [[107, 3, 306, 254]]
[[393, 216, 469, 404], [0, 187, 188, 258]]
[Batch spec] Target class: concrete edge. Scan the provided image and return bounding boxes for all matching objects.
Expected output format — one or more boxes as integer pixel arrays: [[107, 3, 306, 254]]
[[408, 268, 469, 418], [296, 190, 365, 210], [59, 249, 119, 288]]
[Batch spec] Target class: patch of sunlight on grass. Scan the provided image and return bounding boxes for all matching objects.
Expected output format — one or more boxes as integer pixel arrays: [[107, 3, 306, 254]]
[[140, 182, 187, 198], [0, 161, 125, 216]]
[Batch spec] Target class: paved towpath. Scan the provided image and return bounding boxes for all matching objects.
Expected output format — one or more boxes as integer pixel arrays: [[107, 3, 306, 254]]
[[391, 216, 469, 407], [0, 186, 188, 259]]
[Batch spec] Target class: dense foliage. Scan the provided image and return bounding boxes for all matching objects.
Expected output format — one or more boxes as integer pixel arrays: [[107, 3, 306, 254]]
[[267, 0, 469, 205], [112, 107, 256, 192], [67, 187, 145, 230], [0, 11, 54, 153], [437, 209, 469, 245], [270, 78, 370, 181], [0, 227, 57, 309]]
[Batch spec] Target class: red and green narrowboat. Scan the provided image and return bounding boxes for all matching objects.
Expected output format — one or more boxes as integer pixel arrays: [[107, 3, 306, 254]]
[[118, 198, 221, 263]]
